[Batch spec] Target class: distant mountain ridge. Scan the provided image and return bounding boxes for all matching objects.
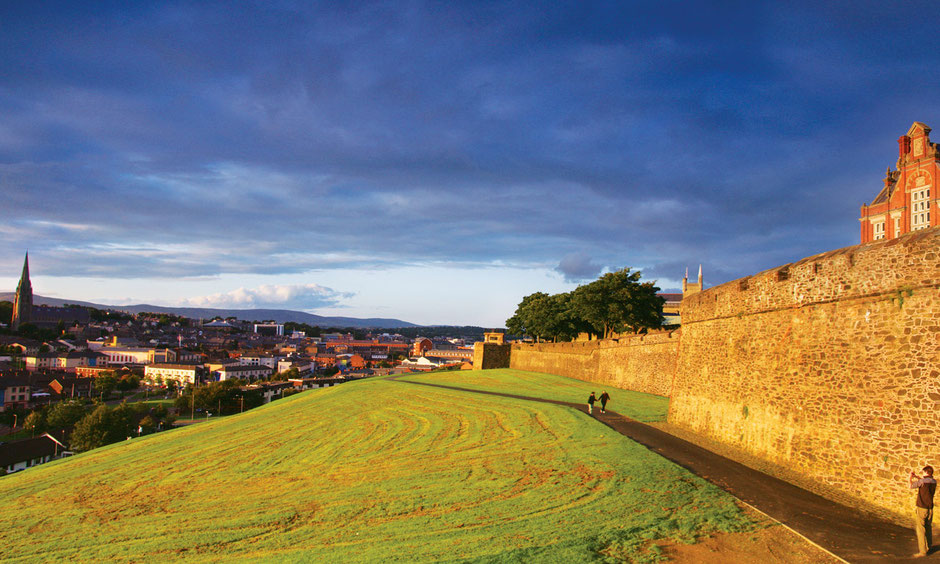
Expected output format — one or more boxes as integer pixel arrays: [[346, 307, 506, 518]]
[[0, 292, 419, 328]]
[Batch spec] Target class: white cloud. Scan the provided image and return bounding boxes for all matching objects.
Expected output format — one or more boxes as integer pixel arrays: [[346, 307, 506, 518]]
[[179, 283, 354, 310]]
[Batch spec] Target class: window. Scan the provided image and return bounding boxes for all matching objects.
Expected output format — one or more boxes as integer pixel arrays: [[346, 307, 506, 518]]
[[894, 217, 901, 237], [873, 221, 885, 240], [912, 187, 931, 230]]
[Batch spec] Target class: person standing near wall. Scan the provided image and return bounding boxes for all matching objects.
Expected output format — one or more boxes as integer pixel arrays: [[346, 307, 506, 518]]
[[910, 465, 937, 557], [599, 391, 610, 413], [587, 392, 597, 415]]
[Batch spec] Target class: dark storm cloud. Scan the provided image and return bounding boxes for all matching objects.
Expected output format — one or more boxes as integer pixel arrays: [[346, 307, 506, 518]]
[[556, 253, 604, 283], [2, 1, 940, 287]]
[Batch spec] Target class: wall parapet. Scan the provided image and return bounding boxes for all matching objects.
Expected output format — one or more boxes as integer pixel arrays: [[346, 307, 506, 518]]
[[681, 227, 940, 324]]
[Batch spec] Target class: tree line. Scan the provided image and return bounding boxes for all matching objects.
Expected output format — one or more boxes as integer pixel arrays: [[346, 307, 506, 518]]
[[19, 400, 175, 453], [505, 267, 664, 342]]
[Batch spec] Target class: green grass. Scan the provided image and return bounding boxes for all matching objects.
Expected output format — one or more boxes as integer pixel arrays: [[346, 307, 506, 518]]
[[399, 368, 671, 422], [0, 370, 750, 562]]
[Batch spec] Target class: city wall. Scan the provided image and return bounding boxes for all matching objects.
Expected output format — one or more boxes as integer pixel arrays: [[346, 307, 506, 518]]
[[509, 331, 678, 397], [472, 342, 512, 370], [671, 227, 940, 521]]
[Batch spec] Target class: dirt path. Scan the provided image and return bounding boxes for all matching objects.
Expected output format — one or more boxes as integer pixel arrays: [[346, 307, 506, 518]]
[[393, 376, 926, 562]]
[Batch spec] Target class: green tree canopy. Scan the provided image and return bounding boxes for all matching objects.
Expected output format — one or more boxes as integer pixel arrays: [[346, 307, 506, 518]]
[[70, 403, 139, 452], [505, 292, 550, 340], [571, 268, 664, 339], [94, 372, 119, 399], [46, 401, 87, 429], [23, 410, 46, 434]]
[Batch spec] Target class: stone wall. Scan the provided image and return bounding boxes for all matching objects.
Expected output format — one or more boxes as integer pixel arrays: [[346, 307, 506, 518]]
[[670, 227, 940, 522], [472, 342, 511, 370], [509, 331, 678, 397]]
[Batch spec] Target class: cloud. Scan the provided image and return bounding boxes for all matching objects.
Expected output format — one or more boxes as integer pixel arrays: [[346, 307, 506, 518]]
[[556, 253, 603, 283], [1, 1, 939, 299], [179, 284, 354, 310]]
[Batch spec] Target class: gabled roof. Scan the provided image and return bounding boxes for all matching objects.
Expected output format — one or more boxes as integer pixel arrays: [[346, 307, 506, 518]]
[[0, 432, 68, 467], [908, 121, 931, 136]]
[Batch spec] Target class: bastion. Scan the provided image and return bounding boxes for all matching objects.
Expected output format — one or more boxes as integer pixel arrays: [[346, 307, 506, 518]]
[[671, 226, 940, 522]]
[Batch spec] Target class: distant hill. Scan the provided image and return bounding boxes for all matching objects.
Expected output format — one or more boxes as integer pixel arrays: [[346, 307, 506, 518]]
[[0, 292, 419, 328]]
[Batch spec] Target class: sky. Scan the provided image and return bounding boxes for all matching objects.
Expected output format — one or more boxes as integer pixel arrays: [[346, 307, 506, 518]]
[[2, 1, 940, 327]]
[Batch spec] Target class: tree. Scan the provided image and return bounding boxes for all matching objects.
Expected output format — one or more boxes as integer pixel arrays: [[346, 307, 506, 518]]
[[272, 366, 299, 382], [541, 291, 591, 342], [505, 292, 550, 340], [71, 405, 117, 452], [0, 301, 12, 325], [46, 401, 87, 429], [70, 403, 137, 452], [571, 268, 664, 339], [94, 372, 118, 399], [138, 415, 157, 435], [23, 410, 46, 435], [176, 380, 249, 415], [116, 374, 140, 396]]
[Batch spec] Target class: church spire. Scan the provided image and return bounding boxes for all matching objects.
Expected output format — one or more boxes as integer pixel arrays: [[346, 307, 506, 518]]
[[12, 252, 33, 330]]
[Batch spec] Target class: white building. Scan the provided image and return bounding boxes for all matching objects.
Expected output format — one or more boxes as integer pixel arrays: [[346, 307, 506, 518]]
[[238, 355, 281, 369], [215, 364, 271, 382], [144, 364, 204, 386]]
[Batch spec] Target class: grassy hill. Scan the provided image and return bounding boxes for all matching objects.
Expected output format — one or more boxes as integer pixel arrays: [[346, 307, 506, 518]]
[[399, 369, 670, 422], [0, 370, 753, 562]]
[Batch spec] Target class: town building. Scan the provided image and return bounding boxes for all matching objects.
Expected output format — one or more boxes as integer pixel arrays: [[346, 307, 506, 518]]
[[253, 323, 284, 336], [412, 338, 432, 356], [237, 354, 282, 369], [860, 122, 940, 243], [144, 363, 206, 386], [214, 364, 271, 382], [48, 377, 95, 399], [0, 375, 31, 411], [23, 351, 106, 373]]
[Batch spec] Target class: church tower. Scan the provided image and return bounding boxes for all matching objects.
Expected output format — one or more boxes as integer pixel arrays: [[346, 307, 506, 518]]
[[681, 265, 703, 297], [12, 252, 33, 330]]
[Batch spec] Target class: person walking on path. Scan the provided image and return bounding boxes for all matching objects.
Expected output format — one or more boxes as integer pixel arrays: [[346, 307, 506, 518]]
[[599, 391, 610, 413], [587, 392, 597, 415], [910, 464, 937, 557]]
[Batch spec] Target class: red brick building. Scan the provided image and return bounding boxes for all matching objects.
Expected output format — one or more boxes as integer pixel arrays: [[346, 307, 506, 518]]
[[860, 122, 939, 243]]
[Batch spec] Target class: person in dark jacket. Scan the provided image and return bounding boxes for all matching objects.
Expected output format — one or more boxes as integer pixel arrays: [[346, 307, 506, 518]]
[[910, 464, 937, 557], [587, 392, 597, 415], [599, 391, 610, 413]]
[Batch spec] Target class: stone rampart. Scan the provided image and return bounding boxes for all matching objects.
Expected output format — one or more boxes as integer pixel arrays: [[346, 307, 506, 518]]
[[670, 227, 940, 522], [509, 331, 678, 397], [472, 342, 511, 370]]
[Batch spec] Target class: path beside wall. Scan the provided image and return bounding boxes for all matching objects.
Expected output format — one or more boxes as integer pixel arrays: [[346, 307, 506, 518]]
[[509, 331, 678, 397], [670, 227, 940, 522]]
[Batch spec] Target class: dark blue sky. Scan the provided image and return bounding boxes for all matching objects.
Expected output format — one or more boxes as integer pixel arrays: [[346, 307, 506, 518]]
[[2, 1, 939, 325]]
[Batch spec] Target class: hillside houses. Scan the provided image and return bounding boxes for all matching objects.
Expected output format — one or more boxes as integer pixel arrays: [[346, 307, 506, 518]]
[[1, 297, 487, 417]]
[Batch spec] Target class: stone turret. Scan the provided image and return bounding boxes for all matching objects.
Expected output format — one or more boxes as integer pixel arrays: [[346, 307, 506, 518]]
[[12, 252, 33, 330]]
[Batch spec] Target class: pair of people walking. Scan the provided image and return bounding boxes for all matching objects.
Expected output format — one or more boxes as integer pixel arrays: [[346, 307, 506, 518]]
[[587, 391, 609, 415]]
